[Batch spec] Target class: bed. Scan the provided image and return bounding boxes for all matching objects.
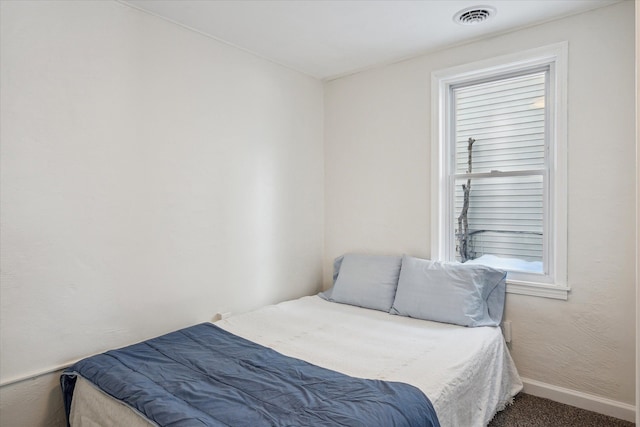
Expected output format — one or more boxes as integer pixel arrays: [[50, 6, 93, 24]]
[[61, 254, 523, 427]]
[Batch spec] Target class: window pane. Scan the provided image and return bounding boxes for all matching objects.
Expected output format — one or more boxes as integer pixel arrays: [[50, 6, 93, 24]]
[[453, 174, 543, 273], [454, 72, 546, 174]]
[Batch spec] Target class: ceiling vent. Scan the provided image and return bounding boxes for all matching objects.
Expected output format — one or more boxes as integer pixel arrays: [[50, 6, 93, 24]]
[[454, 6, 496, 25]]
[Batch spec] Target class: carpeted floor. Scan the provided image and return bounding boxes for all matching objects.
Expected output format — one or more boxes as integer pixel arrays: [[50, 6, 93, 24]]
[[488, 393, 634, 427]]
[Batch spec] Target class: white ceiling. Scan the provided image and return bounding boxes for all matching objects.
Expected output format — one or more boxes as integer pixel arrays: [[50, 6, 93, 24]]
[[121, 0, 619, 80]]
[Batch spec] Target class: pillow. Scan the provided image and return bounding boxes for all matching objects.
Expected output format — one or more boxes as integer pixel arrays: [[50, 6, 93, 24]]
[[327, 253, 402, 312], [318, 255, 344, 301], [390, 255, 506, 327]]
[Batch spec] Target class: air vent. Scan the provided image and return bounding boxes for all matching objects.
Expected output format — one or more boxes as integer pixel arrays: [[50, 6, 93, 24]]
[[454, 6, 496, 25]]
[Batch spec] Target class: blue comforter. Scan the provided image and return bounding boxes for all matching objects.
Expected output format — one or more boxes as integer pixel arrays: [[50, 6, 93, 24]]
[[61, 323, 439, 427]]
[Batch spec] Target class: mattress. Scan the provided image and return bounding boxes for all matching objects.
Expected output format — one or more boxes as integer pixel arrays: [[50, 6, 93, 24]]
[[68, 295, 522, 427]]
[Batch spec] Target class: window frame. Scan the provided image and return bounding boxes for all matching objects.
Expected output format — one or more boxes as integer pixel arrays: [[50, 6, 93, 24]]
[[431, 43, 569, 300]]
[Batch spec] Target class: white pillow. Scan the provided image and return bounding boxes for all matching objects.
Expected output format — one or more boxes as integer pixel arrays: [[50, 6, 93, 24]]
[[329, 253, 402, 312], [390, 255, 506, 327]]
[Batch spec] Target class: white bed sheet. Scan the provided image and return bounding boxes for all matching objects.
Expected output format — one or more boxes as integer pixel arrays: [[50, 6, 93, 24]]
[[69, 295, 522, 427]]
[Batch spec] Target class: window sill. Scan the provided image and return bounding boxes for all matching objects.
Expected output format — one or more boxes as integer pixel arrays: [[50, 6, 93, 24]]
[[506, 279, 570, 300]]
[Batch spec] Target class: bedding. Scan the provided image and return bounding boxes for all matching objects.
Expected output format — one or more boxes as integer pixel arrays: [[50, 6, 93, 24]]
[[62, 296, 522, 427], [390, 255, 507, 327], [328, 253, 402, 311], [61, 322, 437, 427]]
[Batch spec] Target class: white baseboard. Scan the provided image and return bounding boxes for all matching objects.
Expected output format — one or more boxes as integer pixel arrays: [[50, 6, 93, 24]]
[[521, 377, 636, 422]]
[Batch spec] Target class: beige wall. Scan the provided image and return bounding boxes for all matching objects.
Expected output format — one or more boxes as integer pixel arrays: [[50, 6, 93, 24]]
[[0, 1, 324, 425], [325, 0, 635, 407]]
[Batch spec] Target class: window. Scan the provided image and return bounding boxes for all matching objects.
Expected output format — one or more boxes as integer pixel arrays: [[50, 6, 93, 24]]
[[432, 43, 569, 299]]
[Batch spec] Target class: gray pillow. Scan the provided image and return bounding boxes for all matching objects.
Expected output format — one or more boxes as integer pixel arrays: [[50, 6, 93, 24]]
[[318, 255, 344, 301], [328, 253, 402, 312], [390, 255, 506, 327]]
